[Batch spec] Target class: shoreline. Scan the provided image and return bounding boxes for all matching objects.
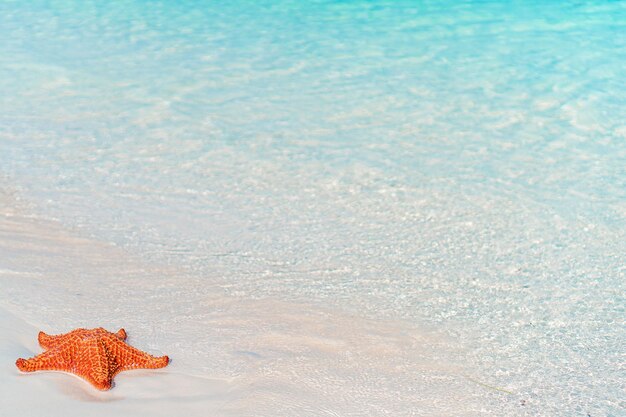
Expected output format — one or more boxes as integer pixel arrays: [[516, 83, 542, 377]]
[[0, 187, 495, 416]]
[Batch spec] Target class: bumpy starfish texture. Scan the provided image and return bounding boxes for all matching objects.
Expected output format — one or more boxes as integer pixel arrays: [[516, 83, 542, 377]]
[[16, 327, 169, 390]]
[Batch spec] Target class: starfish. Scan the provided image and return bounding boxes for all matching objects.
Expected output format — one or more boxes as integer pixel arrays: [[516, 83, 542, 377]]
[[16, 327, 169, 390]]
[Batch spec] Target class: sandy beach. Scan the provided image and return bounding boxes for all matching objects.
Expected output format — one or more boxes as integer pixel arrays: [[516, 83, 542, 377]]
[[0, 188, 499, 416]]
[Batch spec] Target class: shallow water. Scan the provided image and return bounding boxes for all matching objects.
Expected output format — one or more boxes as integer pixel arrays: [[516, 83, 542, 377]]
[[1, 1, 625, 415]]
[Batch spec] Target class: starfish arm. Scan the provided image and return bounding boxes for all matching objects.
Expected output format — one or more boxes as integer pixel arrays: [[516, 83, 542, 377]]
[[111, 338, 169, 372], [38, 331, 69, 349], [38, 328, 93, 349], [74, 338, 116, 390], [16, 348, 72, 372], [38, 331, 56, 349], [115, 328, 127, 341]]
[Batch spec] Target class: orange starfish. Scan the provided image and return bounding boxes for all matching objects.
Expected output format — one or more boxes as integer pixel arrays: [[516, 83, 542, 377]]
[[16, 327, 169, 390]]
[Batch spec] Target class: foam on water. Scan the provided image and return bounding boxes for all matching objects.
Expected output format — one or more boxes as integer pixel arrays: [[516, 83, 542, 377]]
[[1, 1, 625, 415]]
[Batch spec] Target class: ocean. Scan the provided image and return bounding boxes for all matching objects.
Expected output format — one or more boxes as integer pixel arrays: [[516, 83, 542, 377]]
[[1, 1, 624, 415]]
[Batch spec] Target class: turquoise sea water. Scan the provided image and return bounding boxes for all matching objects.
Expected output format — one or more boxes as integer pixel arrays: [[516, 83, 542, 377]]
[[1, 1, 625, 415]]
